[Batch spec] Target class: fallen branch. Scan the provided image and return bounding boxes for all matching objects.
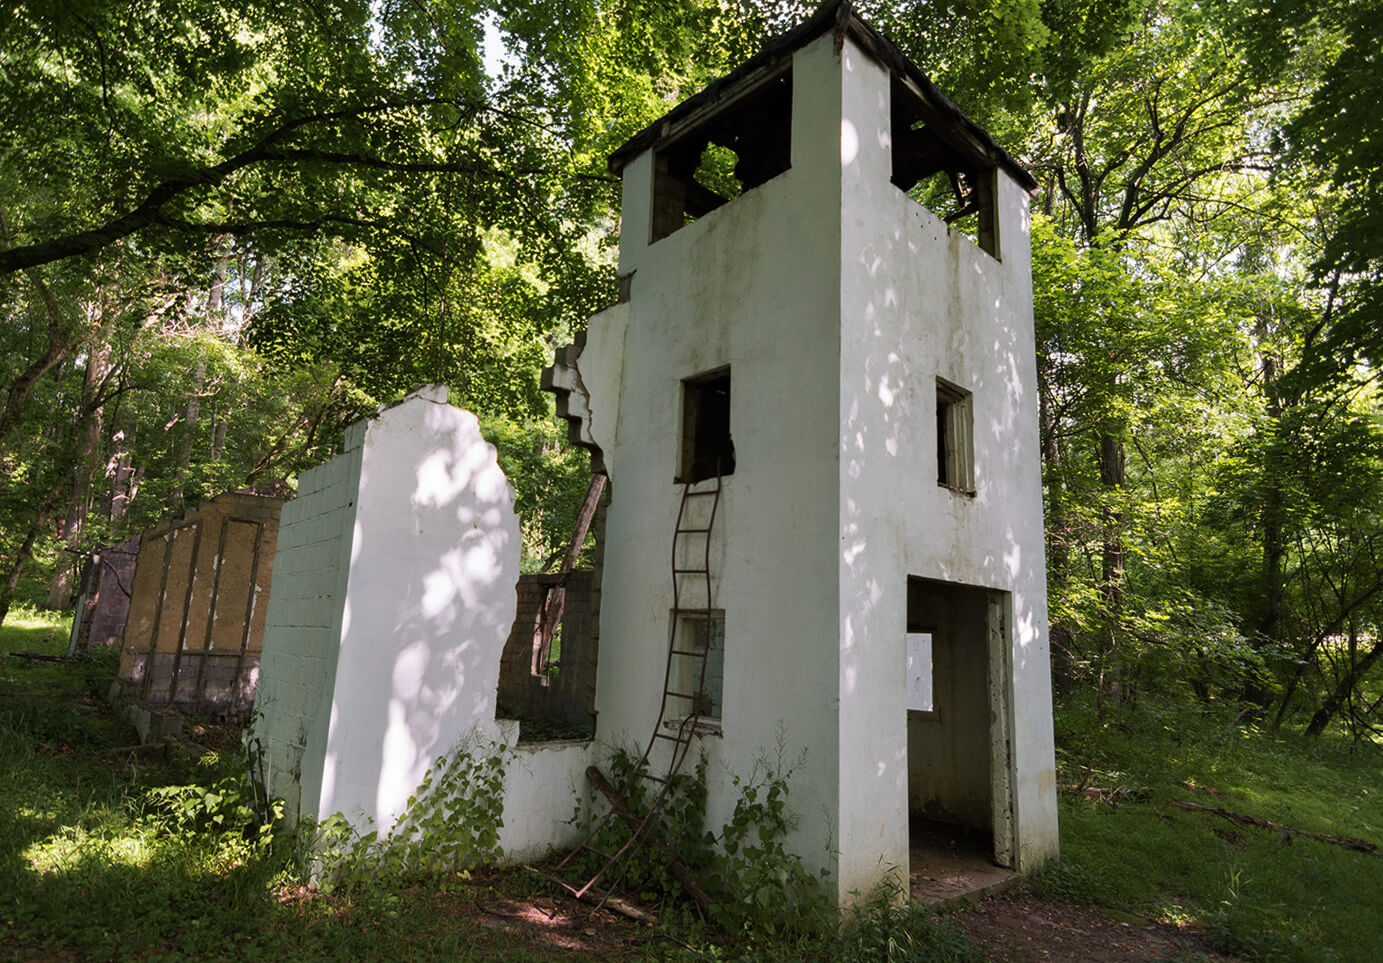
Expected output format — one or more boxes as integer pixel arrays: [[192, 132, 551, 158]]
[[586, 765, 715, 916], [1171, 800, 1379, 854], [572, 886, 656, 925], [523, 866, 657, 924], [1059, 784, 1151, 804]]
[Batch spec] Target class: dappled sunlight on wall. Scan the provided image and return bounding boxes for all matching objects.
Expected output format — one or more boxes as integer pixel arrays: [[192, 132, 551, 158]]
[[254, 385, 521, 840], [322, 387, 519, 832]]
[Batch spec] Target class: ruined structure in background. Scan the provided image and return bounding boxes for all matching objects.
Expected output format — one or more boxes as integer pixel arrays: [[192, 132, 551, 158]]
[[66, 535, 140, 656], [112, 492, 282, 720]]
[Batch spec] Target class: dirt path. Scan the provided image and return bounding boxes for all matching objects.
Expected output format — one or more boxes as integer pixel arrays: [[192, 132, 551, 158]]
[[943, 892, 1238, 962]]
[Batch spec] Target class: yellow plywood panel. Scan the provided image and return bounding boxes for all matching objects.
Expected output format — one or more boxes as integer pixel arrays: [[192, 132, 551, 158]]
[[154, 523, 200, 655], [210, 519, 261, 652]]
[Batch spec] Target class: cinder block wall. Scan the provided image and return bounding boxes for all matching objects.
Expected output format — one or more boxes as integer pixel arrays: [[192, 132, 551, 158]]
[[496, 571, 597, 727], [251, 429, 364, 818]]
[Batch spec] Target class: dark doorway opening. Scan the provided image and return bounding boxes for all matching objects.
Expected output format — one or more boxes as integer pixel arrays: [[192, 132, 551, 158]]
[[905, 576, 1014, 885]]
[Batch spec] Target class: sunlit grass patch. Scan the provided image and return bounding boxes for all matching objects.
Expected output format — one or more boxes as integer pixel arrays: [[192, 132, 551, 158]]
[[23, 822, 158, 874], [1043, 691, 1383, 961]]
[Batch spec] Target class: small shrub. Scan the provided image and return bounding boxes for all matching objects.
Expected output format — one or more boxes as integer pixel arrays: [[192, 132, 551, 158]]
[[710, 739, 829, 936], [308, 736, 512, 889]]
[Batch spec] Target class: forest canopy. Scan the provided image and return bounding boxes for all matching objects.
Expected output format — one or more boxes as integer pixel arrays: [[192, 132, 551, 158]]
[[1, 0, 1379, 739]]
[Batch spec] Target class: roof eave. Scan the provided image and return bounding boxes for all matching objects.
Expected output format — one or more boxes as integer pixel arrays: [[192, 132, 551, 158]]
[[605, 0, 1037, 195]]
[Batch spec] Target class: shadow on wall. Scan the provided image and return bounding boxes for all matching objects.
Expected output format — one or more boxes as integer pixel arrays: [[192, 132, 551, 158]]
[[836, 150, 1050, 868], [322, 392, 520, 833]]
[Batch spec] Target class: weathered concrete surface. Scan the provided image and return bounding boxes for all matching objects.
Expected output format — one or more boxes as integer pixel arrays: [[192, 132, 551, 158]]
[[253, 386, 593, 860], [70, 535, 140, 654], [551, 28, 1057, 905]]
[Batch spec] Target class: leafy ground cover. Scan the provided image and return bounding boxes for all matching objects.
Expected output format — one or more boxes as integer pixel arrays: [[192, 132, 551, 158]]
[[3, 607, 1380, 962], [0, 610, 980, 963]]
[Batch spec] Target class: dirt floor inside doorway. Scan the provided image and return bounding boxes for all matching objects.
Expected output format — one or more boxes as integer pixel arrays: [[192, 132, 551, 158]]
[[909, 816, 1020, 904]]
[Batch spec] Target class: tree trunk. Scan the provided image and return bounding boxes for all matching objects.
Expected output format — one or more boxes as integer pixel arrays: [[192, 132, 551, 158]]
[[1304, 633, 1383, 738], [42, 306, 111, 610], [171, 357, 206, 510], [1098, 428, 1126, 705], [210, 406, 227, 462], [1040, 376, 1076, 697], [1252, 355, 1286, 710], [0, 490, 59, 627], [0, 273, 83, 447], [98, 421, 136, 523]]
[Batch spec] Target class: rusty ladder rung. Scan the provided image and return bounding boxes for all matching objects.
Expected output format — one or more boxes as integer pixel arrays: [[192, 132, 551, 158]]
[[549, 469, 722, 912]]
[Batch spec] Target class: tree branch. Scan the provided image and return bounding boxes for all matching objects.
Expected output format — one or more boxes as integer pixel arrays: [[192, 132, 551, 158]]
[[0, 96, 604, 275]]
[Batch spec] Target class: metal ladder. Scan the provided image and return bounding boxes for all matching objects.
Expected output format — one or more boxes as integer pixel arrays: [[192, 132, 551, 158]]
[[550, 472, 723, 908]]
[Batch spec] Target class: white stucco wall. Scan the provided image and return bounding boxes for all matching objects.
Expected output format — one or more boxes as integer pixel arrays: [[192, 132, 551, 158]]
[[588, 32, 849, 895], [255, 387, 594, 860], [575, 30, 1057, 905], [835, 42, 1057, 881]]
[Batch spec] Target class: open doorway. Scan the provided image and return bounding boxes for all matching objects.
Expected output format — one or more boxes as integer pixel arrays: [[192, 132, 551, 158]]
[[906, 576, 1016, 898]]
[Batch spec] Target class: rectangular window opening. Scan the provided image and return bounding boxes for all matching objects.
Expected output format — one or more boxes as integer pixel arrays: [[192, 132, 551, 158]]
[[936, 378, 974, 494], [679, 368, 735, 484], [890, 76, 999, 258], [651, 70, 792, 242], [672, 612, 724, 721]]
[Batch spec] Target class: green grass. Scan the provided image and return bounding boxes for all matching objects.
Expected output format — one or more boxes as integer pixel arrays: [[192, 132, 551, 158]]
[[1038, 692, 1383, 962], [11, 606, 1378, 961], [0, 610, 978, 962]]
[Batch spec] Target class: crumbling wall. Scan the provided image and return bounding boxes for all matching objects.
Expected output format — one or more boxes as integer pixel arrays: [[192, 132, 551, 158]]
[[70, 535, 140, 653], [255, 386, 592, 860]]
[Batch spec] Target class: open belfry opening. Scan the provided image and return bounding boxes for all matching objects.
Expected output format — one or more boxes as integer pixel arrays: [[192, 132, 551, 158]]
[[890, 75, 1000, 257], [650, 70, 792, 241]]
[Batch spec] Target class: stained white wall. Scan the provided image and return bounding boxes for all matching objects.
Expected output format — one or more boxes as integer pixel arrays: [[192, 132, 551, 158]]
[[254, 422, 365, 819], [590, 33, 848, 891], [256, 387, 592, 860], [576, 29, 1056, 906], [835, 43, 1057, 879]]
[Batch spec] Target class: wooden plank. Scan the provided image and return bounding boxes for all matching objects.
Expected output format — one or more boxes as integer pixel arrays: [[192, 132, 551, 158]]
[[533, 473, 607, 676]]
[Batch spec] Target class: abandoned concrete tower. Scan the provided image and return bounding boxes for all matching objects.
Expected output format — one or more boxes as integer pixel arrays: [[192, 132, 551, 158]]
[[546, 1, 1059, 902]]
